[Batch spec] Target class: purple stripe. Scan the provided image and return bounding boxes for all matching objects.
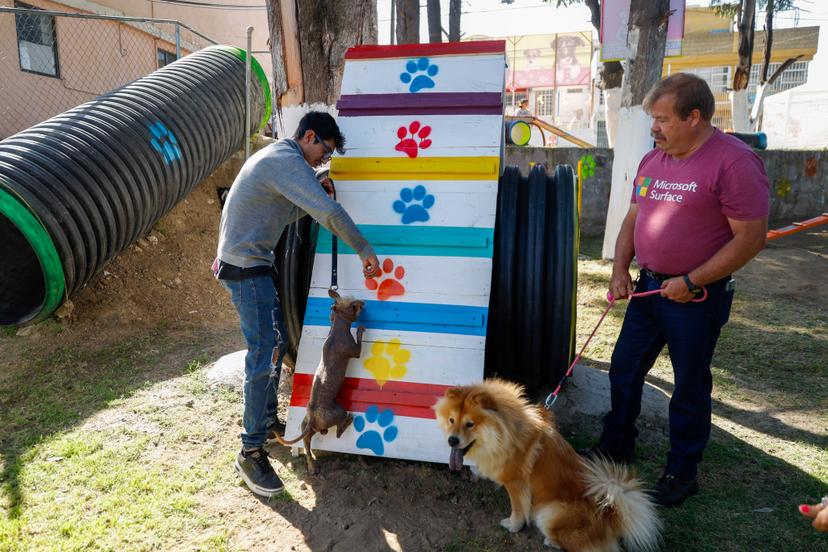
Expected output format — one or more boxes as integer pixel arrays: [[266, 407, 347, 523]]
[[337, 92, 502, 116]]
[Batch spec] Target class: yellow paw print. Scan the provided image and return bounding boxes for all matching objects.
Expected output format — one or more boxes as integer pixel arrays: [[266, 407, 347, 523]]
[[364, 339, 410, 388]]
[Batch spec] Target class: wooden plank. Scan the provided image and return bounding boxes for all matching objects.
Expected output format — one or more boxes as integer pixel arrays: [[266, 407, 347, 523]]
[[340, 55, 506, 95], [330, 156, 500, 181], [327, 185, 497, 227], [294, 338, 484, 386], [337, 92, 503, 116], [310, 254, 492, 307], [338, 115, 502, 158], [284, 405, 455, 465], [300, 325, 486, 350], [345, 40, 507, 59], [303, 297, 488, 336], [317, 225, 494, 258]]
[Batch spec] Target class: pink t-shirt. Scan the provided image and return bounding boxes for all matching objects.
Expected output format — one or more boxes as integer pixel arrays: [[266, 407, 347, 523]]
[[631, 129, 770, 275]]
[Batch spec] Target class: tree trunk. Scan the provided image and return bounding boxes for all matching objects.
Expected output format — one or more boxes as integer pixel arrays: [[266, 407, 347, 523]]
[[761, 0, 774, 83], [427, 0, 442, 43], [395, 0, 419, 45], [602, 0, 670, 259], [583, 0, 624, 145], [296, 0, 378, 106], [731, 0, 756, 132], [265, 0, 292, 111], [449, 0, 461, 42]]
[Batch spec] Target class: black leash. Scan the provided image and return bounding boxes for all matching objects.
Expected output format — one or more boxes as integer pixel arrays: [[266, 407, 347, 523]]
[[330, 187, 338, 291]]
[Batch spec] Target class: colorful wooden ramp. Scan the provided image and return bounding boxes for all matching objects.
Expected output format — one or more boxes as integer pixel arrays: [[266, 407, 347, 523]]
[[285, 41, 506, 464]]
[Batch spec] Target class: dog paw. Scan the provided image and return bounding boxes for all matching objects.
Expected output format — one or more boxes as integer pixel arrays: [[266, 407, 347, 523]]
[[543, 537, 563, 550], [364, 258, 406, 301], [500, 517, 524, 533], [364, 338, 410, 387], [353, 405, 398, 456]]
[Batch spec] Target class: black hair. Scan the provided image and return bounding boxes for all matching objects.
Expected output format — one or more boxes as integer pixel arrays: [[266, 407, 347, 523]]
[[644, 73, 716, 122], [293, 111, 346, 154]]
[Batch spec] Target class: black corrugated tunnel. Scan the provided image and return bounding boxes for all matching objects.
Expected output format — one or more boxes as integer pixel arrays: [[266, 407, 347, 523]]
[[0, 45, 270, 326]]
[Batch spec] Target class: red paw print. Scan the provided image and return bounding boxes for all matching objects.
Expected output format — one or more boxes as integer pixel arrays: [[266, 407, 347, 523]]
[[365, 258, 406, 301], [394, 121, 432, 159]]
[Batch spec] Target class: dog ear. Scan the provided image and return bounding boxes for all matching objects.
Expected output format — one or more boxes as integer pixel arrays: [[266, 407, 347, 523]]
[[328, 288, 341, 301], [445, 387, 465, 399], [471, 392, 497, 411]]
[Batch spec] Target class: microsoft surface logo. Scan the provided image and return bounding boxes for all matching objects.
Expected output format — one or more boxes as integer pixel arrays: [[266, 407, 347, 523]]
[[636, 176, 651, 197]]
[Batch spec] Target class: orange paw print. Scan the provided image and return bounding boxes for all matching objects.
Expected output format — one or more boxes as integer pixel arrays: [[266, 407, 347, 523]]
[[365, 258, 406, 301]]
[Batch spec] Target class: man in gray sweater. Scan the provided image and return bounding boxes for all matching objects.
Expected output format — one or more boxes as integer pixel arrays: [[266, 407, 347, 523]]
[[215, 112, 379, 498]]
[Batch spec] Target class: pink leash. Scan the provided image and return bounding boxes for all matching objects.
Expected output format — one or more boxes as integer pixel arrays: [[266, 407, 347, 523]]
[[543, 285, 708, 409]]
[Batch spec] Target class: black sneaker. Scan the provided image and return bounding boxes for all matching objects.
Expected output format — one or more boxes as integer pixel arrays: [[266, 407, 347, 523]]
[[235, 448, 285, 498], [651, 473, 698, 507], [577, 443, 634, 465]]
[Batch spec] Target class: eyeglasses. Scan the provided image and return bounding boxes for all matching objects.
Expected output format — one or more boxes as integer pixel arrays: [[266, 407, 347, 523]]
[[314, 134, 334, 161]]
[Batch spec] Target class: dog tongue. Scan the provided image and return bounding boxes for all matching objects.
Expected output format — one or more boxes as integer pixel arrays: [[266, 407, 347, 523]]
[[449, 448, 465, 471]]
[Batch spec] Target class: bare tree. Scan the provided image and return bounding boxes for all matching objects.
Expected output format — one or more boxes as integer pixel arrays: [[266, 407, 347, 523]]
[[449, 0, 461, 42], [396, 0, 420, 44], [427, 0, 442, 43], [266, 0, 378, 108]]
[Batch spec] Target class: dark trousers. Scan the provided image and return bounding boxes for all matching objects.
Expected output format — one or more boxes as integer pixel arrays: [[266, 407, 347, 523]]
[[599, 271, 734, 480]]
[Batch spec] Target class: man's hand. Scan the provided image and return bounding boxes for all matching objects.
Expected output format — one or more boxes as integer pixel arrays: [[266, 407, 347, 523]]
[[609, 267, 634, 300], [661, 276, 695, 303], [363, 254, 380, 278], [320, 177, 335, 198]]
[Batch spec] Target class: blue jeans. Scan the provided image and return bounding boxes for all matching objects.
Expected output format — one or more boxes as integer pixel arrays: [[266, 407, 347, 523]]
[[599, 271, 734, 480], [220, 274, 287, 449]]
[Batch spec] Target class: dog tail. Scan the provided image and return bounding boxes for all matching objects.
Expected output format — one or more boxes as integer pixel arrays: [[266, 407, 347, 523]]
[[582, 458, 662, 552], [274, 424, 313, 446]]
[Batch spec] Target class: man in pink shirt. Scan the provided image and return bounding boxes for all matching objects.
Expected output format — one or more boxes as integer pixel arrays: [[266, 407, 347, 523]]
[[582, 73, 769, 507]]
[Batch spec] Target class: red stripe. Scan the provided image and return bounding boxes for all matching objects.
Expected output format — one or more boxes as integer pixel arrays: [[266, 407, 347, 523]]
[[345, 40, 506, 60], [289, 374, 450, 419]]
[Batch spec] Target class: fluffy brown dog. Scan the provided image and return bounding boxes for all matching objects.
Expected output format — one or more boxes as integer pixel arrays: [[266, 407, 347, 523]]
[[434, 378, 661, 552], [276, 289, 364, 474]]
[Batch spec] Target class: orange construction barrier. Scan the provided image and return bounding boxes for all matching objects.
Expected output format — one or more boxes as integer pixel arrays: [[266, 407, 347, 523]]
[[766, 213, 828, 240]]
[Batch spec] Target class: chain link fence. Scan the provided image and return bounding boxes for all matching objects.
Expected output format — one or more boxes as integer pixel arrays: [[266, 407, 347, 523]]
[[0, 5, 217, 140]]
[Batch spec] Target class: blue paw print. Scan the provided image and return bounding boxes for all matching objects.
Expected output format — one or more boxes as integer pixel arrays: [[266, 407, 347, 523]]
[[147, 121, 181, 164], [393, 185, 435, 224], [354, 405, 398, 456], [400, 58, 439, 93]]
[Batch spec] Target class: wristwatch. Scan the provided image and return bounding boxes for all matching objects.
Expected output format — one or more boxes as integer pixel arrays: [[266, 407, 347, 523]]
[[682, 274, 701, 294]]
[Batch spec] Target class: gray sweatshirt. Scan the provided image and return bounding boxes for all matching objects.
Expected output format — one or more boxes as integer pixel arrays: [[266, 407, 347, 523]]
[[217, 138, 374, 268]]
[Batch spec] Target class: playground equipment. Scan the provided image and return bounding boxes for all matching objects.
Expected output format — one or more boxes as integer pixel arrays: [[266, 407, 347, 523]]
[[767, 213, 828, 240], [0, 46, 270, 326]]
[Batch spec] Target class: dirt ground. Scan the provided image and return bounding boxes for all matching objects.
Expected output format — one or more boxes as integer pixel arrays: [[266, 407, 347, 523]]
[[3, 175, 827, 551]]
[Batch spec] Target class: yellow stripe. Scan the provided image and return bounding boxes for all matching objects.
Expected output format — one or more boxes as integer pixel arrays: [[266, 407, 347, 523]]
[[331, 156, 500, 181]]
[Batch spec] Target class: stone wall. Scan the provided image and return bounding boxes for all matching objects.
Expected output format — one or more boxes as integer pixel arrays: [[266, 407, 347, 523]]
[[505, 147, 828, 236]]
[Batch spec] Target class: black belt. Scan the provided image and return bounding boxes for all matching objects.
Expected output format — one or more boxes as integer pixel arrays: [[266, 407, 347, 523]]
[[214, 260, 273, 280], [640, 268, 679, 282]]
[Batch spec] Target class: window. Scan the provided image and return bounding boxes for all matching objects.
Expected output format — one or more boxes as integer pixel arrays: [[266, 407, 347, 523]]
[[157, 49, 177, 68], [747, 60, 809, 101], [14, 2, 59, 78], [686, 66, 731, 94], [534, 88, 556, 118]]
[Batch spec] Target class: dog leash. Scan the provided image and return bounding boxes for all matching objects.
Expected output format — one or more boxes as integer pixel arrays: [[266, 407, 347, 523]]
[[330, 187, 338, 292], [543, 284, 708, 410]]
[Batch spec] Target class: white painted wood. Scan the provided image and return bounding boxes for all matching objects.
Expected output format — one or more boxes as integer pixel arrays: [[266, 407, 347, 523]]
[[603, 87, 622, 148], [284, 407, 456, 466], [338, 115, 502, 158], [602, 105, 652, 259], [299, 326, 486, 350], [340, 55, 506, 95], [310, 255, 491, 306], [332, 185, 496, 228], [294, 335, 485, 385]]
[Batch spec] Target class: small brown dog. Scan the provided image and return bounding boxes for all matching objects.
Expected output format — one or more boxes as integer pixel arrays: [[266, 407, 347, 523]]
[[434, 378, 661, 552], [276, 289, 365, 474]]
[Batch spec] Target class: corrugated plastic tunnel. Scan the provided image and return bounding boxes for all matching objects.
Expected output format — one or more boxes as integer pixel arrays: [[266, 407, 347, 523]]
[[0, 45, 270, 326]]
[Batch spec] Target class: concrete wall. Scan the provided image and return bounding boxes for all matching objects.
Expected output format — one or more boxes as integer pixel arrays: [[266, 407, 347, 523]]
[[505, 146, 828, 236]]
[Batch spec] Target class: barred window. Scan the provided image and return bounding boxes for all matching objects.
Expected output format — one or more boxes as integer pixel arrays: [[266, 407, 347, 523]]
[[14, 2, 59, 78], [157, 48, 177, 69], [748, 60, 809, 100], [685, 66, 731, 93], [534, 88, 556, 118]]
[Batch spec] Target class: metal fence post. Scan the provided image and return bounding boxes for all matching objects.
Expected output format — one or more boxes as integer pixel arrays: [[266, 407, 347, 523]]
[[245, 26, 253, 160]]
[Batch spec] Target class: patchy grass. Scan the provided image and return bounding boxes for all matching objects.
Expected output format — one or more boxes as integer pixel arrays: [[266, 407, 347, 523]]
[[0, 235, 825, 551]]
